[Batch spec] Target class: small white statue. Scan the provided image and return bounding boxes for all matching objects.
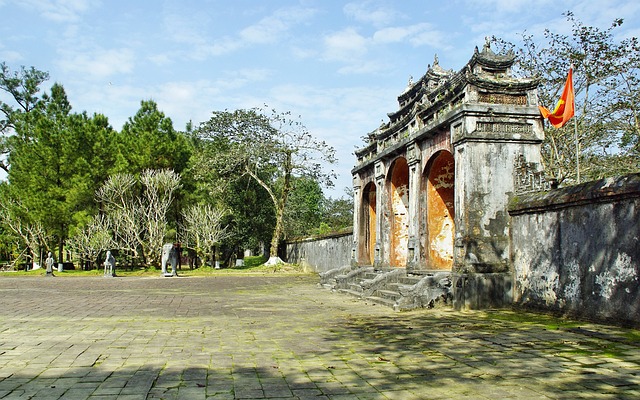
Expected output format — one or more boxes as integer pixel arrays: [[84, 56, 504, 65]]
[[103, 251, 116, 277], [45, 252, 55, 276]]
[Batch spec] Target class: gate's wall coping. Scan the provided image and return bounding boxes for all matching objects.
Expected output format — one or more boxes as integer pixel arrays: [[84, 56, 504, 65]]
[[509, 173, 640, 215]]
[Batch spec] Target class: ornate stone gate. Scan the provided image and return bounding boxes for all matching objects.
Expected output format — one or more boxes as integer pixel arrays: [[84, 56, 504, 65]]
[[351, 43, 544, 308]]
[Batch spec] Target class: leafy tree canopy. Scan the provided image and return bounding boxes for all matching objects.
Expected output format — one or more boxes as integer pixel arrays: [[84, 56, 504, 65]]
[[494, 12, 640, 183], [195, 106, 336, 261], [118, 100, 191, 175]]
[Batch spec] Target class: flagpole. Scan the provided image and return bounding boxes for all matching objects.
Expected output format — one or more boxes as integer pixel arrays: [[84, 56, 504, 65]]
[[539, 66, 576, 182], [575, 116, 580, 184], [571, 63, 579, 184]]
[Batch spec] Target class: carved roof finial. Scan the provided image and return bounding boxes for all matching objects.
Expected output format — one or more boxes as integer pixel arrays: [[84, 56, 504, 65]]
[[483, 36, 491, 53], [433, 54, 439, 67]]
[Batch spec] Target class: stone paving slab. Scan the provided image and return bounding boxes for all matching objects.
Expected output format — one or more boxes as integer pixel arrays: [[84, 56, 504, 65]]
[[0, 274, 638, 399]]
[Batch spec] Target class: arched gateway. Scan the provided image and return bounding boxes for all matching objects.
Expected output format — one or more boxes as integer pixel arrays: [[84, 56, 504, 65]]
[[424, 150, 455, 270], [389, 157, 409, 267], [358, 182, 377, 265], [351, 43, 544, 308]]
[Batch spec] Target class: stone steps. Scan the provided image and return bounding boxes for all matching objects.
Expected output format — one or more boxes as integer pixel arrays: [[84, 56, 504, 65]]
[[337, 288, 364, 298], [320, 266, 453, 310], [347, 282, 364, 293], [370, 289, 402, 302], [364, 295, 397, 308], [397, 275, 423, 285]]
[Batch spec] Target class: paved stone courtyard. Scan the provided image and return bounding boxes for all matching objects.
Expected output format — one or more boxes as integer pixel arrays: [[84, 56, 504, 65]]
[[0, 274, 638, 399]]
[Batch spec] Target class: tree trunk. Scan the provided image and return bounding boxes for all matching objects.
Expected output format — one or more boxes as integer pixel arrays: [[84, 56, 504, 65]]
[[269, 203, 285, 258], [27, 247, 34, 270], [268, 151, 292, 261], [58, 238, 64, 267]]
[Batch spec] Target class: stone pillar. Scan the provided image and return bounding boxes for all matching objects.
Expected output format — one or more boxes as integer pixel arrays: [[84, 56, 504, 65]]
[[351, 175, 361, 265], [451, 110, 544, 309], [406, 141, 422, 271], [453, 116, 543, 273], [373, 161, 386, 268]]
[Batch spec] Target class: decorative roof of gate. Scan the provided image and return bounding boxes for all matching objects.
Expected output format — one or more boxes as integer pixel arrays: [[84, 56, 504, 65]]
[[354, 41, 539, 163]]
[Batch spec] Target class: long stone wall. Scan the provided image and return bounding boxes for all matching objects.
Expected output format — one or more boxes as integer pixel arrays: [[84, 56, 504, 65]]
[[509, 173, 640, 326], [284, 230, 353, 273]]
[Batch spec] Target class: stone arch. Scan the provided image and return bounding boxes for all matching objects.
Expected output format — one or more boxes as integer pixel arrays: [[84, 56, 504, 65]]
[[359, 181, 377, 265], [388, 157, 410, 267], [423, 150, 455, 270]]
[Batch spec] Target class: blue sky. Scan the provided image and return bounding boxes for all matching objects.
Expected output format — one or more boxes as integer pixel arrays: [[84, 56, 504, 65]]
[[1, 0, 639, 197]]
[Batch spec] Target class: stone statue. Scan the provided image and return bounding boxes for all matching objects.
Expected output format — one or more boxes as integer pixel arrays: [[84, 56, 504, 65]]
[[103, 251, 116, 277], [45, 252, 55, 277], [161, 243, 180, 277]]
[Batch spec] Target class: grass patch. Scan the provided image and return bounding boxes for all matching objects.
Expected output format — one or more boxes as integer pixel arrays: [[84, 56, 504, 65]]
[[485, 310, 583, 330], [550, 341, 628, 359], [188, 255, 310, 275], [1, 255, 312, 277], [623, 330, 640, 342]]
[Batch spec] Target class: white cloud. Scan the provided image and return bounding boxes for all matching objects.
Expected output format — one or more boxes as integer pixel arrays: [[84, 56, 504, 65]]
[[240, 6, 316, 44], [322, 22, 451, 74], [409, 29, 452, 49], [239, 7, 316, 43], [465, 0, 535, 14], [240, 17, 288, 44], [291, 45, 318, 59], [162, 4, 317, 60], [17, 0, 98, 23], [266, 83, 400, 195], [337, 60, 392, 75], [162, 12, 208, 47], [343, 1, 401, 27], [373, 25, 417, 44], [148, 53, 172, 67], [153, 81, 223, 129], [372, 23, 447, 47], [222, 68, 272, 88], [57, 47, 135, 79], [195, 38, 243, 58], [83, 68, 272, 131], [322, 27, 369, 62], [0, 48, 22, 63]]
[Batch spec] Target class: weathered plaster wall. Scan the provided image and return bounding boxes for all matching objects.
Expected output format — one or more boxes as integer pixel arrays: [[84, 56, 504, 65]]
[[509, 174, 640, 326], [284, 231, 354, 273], [454, 137, 542, 273]]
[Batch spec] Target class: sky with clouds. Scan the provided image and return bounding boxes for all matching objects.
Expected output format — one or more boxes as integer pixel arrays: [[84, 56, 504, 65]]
[[1, 0, 639, 197]]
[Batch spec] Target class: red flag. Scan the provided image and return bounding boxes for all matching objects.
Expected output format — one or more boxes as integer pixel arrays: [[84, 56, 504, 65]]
[[539, 68, 575, 128]]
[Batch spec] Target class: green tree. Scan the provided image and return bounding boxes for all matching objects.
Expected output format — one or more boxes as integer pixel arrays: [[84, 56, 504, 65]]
[[66, 214, 115, 270], [180, 203, 230, 268], [97, 169, 181, 267], [498, 12, 640, 183], [282, 176, 323, 238], [117, 100, 191, 175], [186, 132, 275, 260], [0, 62, 49, 174], [0, 191, 50, 268], [117, 100, 192, 241], [220, 175, 274, 258], [319, 188, 354, 234], [7, 83, 117, 260], [195, 107, 336, 264]]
